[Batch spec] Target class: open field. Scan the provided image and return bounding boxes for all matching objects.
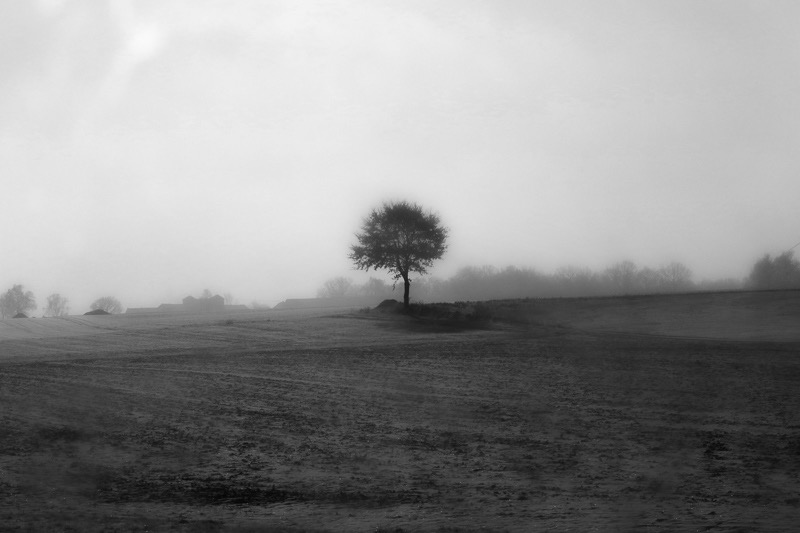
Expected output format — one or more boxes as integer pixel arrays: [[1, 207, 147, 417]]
[[1, 291, 799, 532]]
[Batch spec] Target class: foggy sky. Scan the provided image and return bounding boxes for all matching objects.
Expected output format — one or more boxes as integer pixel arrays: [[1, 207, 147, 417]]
[[2, 0, 799, 312]]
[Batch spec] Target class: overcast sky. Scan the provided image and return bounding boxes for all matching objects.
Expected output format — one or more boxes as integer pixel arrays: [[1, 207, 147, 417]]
[[2, 0, 799, 311]]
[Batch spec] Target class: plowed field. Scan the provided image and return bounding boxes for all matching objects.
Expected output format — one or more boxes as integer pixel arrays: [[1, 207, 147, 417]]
[[1, 292, 799, 531]]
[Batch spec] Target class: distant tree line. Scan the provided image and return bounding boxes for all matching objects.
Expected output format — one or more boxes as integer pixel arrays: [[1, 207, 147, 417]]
[[0, 284, 125, 318], [748, 251, 800, 290], [317, 260, 741, 304], [317, 276, 397, 299]]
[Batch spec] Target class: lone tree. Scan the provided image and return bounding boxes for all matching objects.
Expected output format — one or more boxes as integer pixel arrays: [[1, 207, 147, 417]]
[[0, 284, 36, 319], [90, 296, 123, 314], [350, 200, 448, 309], [44, 293, 70, 317]]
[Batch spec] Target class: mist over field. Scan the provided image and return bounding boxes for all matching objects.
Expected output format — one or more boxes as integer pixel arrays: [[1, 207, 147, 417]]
[[2, 1, 799, 313], [3, 5, 800, 529]]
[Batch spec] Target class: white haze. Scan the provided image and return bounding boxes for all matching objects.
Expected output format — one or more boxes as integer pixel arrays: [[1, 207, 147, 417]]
[[2, 0, 799, 312]]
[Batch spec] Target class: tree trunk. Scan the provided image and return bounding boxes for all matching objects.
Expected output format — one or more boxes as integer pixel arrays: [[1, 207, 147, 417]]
[[403, 275, 410, 309]]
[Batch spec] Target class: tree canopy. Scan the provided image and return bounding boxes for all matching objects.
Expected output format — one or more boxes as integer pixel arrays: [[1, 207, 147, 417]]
[[749, 251, 800, 289], [317, 277, 354, 299], [44, 293, 70, 317], [350, 201, 448, 308], [0, 284, 36, 319], [90, 296, 123, 314]]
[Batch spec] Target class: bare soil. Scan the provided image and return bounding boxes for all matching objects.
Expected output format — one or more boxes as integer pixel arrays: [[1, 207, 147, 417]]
[[1, 291, 798, 531]]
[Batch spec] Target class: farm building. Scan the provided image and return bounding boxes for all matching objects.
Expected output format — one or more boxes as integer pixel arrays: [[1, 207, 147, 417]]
[[126, 294, 247, 315], [182, 295, 224, 313]]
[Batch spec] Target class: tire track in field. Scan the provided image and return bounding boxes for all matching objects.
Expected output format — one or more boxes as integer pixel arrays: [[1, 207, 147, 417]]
[[0, 369, 204, 407], [36, 361, 507, 405]]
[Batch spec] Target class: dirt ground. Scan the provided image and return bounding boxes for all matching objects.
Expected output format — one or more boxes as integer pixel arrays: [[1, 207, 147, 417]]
[[1, 292, 799, 531]]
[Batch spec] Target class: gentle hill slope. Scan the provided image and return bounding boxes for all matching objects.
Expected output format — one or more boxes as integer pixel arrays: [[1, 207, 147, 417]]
[[488, 289, 800, 341], [1, 290, 797, 351]]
